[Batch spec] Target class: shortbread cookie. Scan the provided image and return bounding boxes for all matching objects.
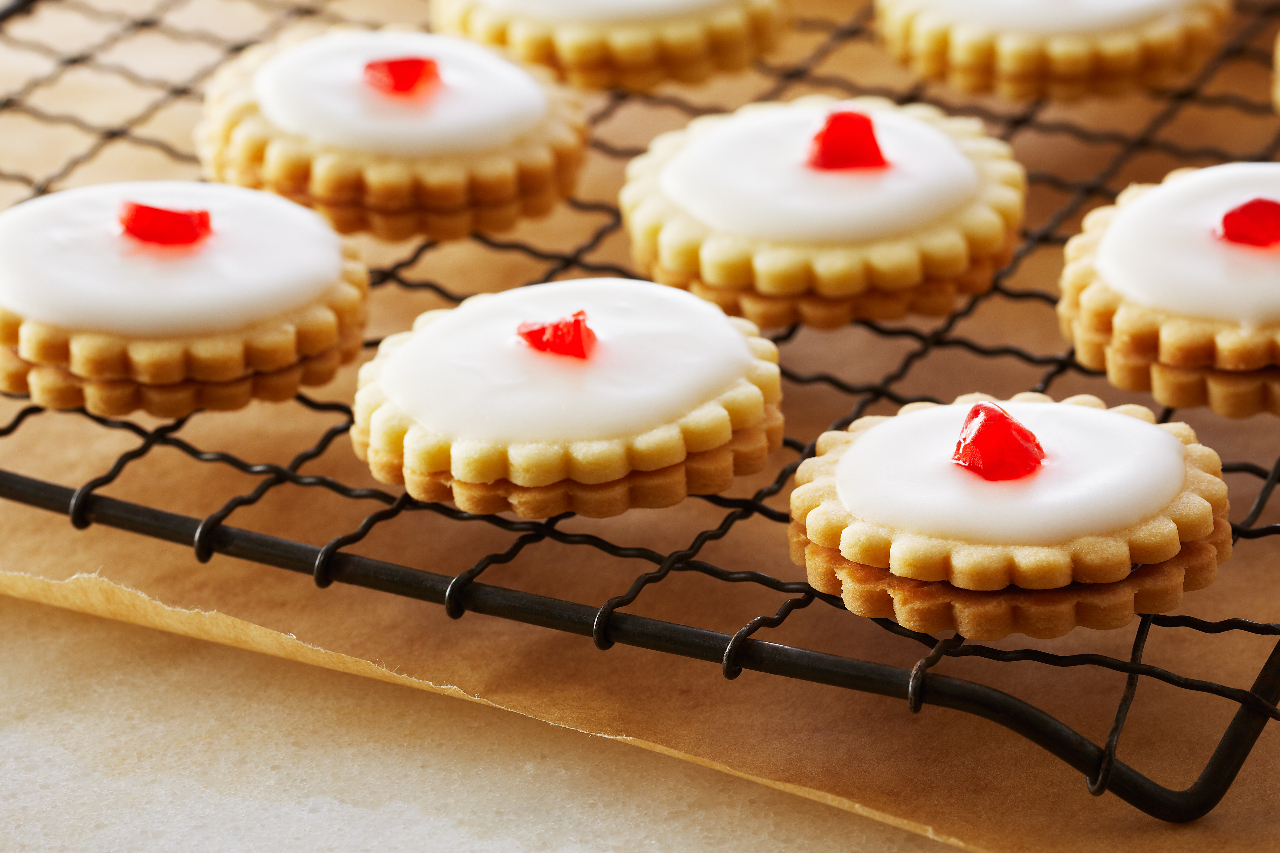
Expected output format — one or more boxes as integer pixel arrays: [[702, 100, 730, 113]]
[[790, 392, 1229, 639], [1060, 163, 1280, 417], [793, 515, 1228, 641], [433, 0, 786, 89], [0, 335, 359, 420], [0, 181, 367, 416], [620, 95, 1025, 329], [198, 29, 587, 241], [353, 278, 783, 518], [877, 0, 1229, 100]]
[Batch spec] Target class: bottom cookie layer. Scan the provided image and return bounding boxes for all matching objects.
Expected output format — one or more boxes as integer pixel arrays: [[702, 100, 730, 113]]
[[378, 412, 782, 519], [1100, 345, 1280, 419], [654, 255, 1001, 330], [0, 338, 360, 419], [790, 517, 1230, 641]]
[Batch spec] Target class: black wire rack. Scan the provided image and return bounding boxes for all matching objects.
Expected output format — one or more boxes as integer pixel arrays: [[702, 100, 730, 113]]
[[3, 0, 1280, 827]]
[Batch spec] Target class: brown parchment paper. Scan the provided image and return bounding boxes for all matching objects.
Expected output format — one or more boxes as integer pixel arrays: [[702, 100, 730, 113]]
[[3, 1, 1280, 850]]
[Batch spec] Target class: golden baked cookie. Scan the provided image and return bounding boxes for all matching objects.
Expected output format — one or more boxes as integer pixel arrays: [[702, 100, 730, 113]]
[[790, 392, 1230, 640], [433, 0, 787, 89], [0, 181, 367, 417], [1, 336, 359, 420], [1060, 163, 1280, 417], [620, 95, 1025, 329], [352, 278, 784, 518], [197, 28, 587, 241], [877, 0, 1230, 100], [793, 517, 1228, 642]]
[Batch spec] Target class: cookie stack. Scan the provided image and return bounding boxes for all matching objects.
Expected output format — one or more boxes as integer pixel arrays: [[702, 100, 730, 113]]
[[0, 182, 368, 420], [197, 30, 587, 242], [789, 393, 1230, 641], [876, 0, 1230, 100], [621, 95, 1025, 329], [1060, 163, 1280, 418], [352, 279, 783, 518]]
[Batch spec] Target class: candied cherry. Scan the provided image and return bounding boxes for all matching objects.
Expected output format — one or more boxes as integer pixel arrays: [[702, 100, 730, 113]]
[[807, 111, 888, 171], [951, 402, 1045, 482], [1219, 198, 1280, 248], [364, 57, 440, 96], [518, 310, 597, 359], [119, 202, 211, 246]]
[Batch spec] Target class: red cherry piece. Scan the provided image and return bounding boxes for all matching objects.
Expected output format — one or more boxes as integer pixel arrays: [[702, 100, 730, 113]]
[[119, 202, 212, 246], [808, 111, 888, 170], [517, 310, 597, 359], [364, 57, 440, 96], [951, 402, 1045, 482], [1220, 198, 1280, 247]]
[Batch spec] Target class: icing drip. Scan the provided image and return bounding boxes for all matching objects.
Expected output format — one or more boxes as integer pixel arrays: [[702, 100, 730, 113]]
[[253, 31, 549, 157], [1095, 163, 1280, 328], [378, 279, 756, 442], [0, 182, 344, 338], [889, 0, 1194, 35], [658, 102, 980, 243], [835, 402, 1187, 545]]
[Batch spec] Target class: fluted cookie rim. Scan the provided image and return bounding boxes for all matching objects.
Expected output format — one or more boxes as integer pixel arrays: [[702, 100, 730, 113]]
[[1060, 168, 1280, 377], [432, 0, 787, 90], [0, 248, 367, 385], [790, 391, 1229, 591], [195, 26, 588, 240], [791, 515, 1229, 641], [0, 331, 362, 420], [619, 95, 1026, 328], [366, 405, 782, 518], [875, 0, 1230, 101], [352, 298, 783, 491]]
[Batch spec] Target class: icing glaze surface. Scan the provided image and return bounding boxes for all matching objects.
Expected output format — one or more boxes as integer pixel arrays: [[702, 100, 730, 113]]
[[834, 402, 1187, 545], [1095, 163, 1280, 328], [378, 279, 756, 442], [253, 31, 549, 157], [468, 0, 727, 23], [0, 181, 344, 338], [658, 103, 980, 243], [892, 0, 1192, 35]]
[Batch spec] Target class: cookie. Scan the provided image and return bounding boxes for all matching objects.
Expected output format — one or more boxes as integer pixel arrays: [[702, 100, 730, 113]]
[[352, 278, 784, 518], [433, 0, 787, 89], [789, 392, 1230, 640], [1, 335, 359, 420], [197, 28, 588, 241], [620, 95, 1025, 329], [0, 181, 367, 416], [1060, 163, 1280, 417], [877, 0, 1230, 100]]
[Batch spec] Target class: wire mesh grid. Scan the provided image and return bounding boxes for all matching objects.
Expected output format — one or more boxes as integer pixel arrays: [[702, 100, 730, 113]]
[[3, 0, 1280, 826]]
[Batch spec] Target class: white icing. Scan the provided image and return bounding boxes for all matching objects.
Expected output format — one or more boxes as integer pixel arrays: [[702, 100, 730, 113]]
[[1095, 163, 1280, 329], [378, 279, 756, 442], [834, 402, 1187, 546], [469, 0, 726, 23], [658, 103, 981, 244], [0, 181, 343, 338], [893, 0, 1193, 35], [253, 31, 549, 158]]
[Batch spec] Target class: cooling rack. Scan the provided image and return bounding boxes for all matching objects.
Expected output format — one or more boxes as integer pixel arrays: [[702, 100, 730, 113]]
[[2, 0, 1280, 826]]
